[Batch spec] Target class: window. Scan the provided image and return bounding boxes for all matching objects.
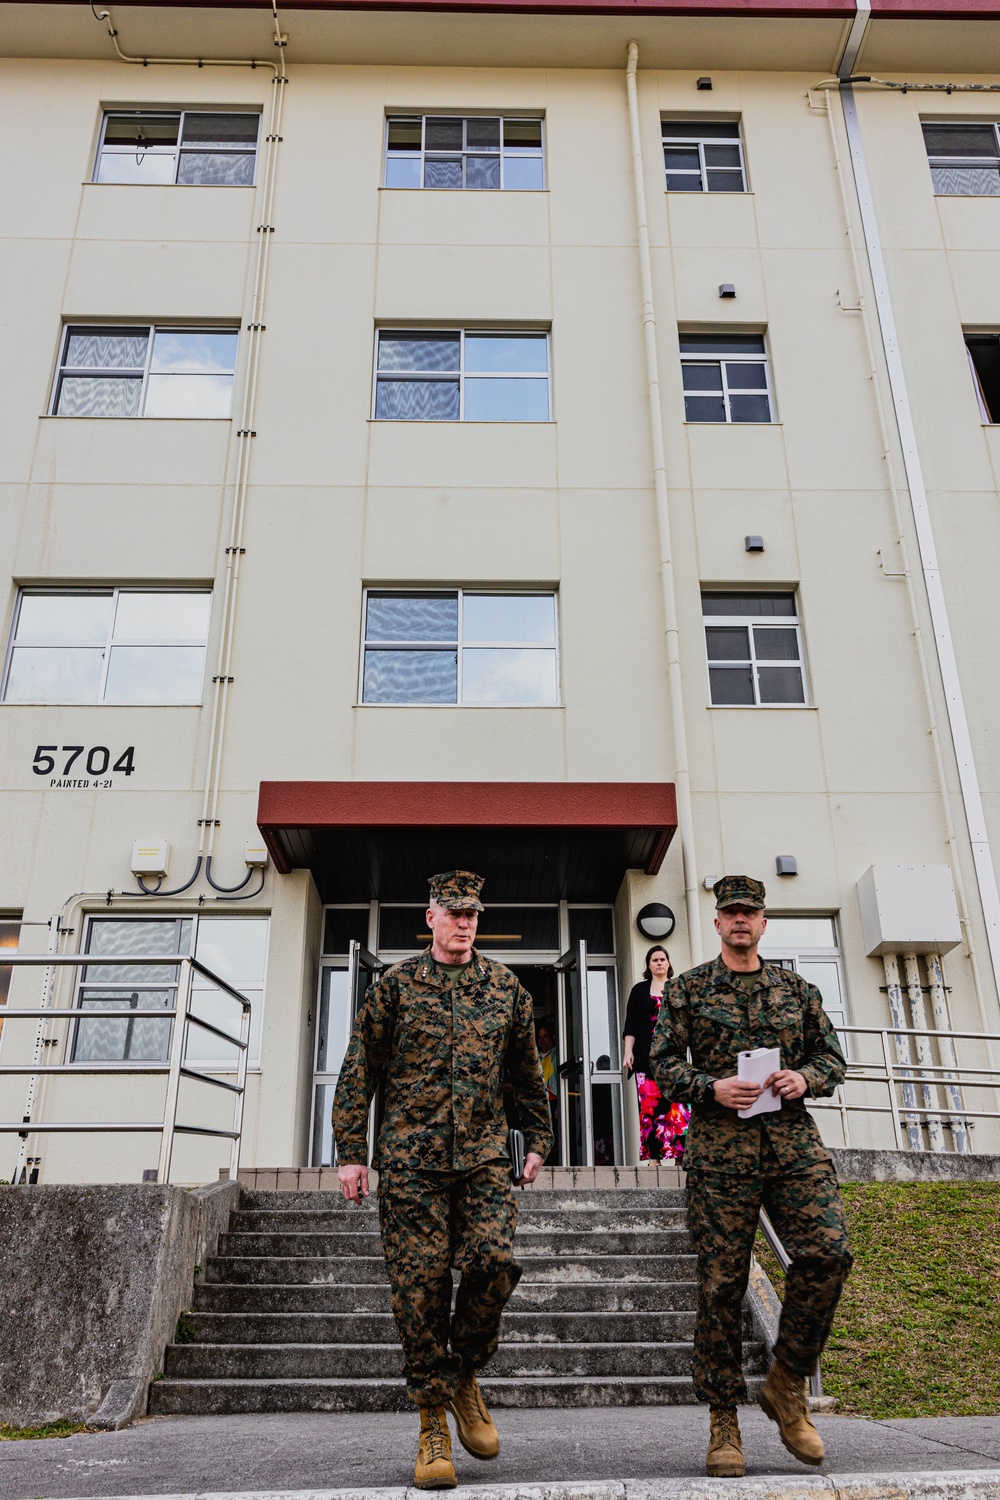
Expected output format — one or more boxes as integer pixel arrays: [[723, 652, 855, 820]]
[[759, 916, 848, 1048], [3, 589, 211, 705], [373, 331, 549, 421], [922, 121, 1000, 197], [361, 589, 559, 705], [662, 120, 746, 192], [702, 591, 806, 706], [0, 918, 20, 1041], [681, 333, 772, 423], [94, 111, 260, 186], [71, 916, 268, 1067], [52, 326, 238, 419], [384, 116, 544, 190], [965, 334, 1000, 422]]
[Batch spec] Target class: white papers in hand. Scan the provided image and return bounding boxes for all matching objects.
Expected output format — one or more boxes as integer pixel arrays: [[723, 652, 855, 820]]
[[737, 1046, 781, 1119]]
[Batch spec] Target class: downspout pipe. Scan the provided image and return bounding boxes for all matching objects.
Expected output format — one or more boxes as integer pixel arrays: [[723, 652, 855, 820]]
[[625, 42, 702, 965], [840, 82, 1000, 1012]]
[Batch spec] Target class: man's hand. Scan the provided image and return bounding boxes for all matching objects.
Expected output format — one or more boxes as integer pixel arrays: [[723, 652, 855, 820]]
[[338, 1164, 370, 1203], [764, 1069, 808, 1101], [713, 1075, 763, 1111], [517, 1151, 545, 1186]]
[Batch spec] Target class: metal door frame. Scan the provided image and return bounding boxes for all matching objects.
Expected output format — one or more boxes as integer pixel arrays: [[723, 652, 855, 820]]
[[554, 939, 593, 1167], [309, 938, 382, 1167]]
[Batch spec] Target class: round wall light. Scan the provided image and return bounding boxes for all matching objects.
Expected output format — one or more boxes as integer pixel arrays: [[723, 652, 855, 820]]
[[636, 903, 676, 941]]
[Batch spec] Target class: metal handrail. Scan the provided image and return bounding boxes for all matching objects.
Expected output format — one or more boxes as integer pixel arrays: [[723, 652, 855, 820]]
[[757, 1209, 824, 1399], [0, 952, 252, 1183]]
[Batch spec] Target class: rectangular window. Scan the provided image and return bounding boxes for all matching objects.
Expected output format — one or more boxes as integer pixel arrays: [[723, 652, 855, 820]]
[[759, 916, 849, 1049], [681, 333, 772, 423], [361, 589, 559, 706], [94, 111, 260, 186], [0, 917, 21, 1041], [3, 588, 211, 705], [922, 121, 1000, 196], [373, 330, 549, 421], [71, 916, 268, 1068], [662, 120, 746, 193], [702, 591, 806, 706], [51, 325, 238, 419], [965, 334, 1000, 422], [384, 115, 544, 191]]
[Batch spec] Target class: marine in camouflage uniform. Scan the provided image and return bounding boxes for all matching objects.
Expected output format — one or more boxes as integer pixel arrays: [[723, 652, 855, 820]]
[[332, 871, 553, 1414], [650, 875, 853, 1471]]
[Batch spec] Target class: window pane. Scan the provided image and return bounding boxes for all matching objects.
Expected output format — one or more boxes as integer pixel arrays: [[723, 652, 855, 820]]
[[503, 156, 544, 190], [56, 376, 143, 418], [96, 152, 177, 184], [666, 174, 703, 191], [664, 120, 740, 140], [365, 593, 458, 643], [180, 114, 259, 148], [753, 625, 799, 662], [707, 170, 746, 192], [387, 118, 422, 151], [424, 157, 463, 189], [462, 647, 557, 704], [680, 333, 766, 354], [729, 393, 771, 423], [178, 152, 256, 186], [104, 646, 206, 702], [704, 145, 742, 168], [931, 165, 1000, 195], [467, 155, 501, 190], [103, 114, 180, 147], [15, 592, 113, 642], [705, 625, 749, 661], [113, 591, 211, 643], [86, 917, 187, 981], [761, 917, 836, 950], [587, 968, 620, 1071], [322, 908, 370, 955], [144, 373, 234, 418], [922, 122, 998, 157], [65, 329, 148, 369], [375, 379, 460, 420], [757, 665, 805, 703], [4, 648, 105, 703], [425, 118, 463, 150], [316, 967, 352, 1073], [466, 117, 500, 149], [384, 157, 422, 188], [682, 362, 723, 392], [503, 120, 542, 149], [568, 907, 615, 953], [378, 334, 460, 372], [664, 147, 701, 171], [702, 592, 796, 617], [463, 593, 556, 644], [363, 649, 457, 703], [709, 665, 755, 705], [465, 335, 548, 373], [727, 361, 767, 390], [796, 959, 844, 1014], [464, 377, 548, 421], [75, 992, 172, 1063], [151, 331, 238, 373], [684, 394, 726, 422]]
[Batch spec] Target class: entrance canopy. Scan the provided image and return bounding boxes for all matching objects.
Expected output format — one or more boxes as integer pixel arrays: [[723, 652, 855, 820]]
[[257, 781, 677, 902]]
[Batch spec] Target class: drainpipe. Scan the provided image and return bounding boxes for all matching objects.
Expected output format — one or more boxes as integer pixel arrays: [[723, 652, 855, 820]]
[[625, 42, 702, 965], [882, 953, 921, 1150], [925, 952, 970, 1152], [902, 952, 944, 1151]]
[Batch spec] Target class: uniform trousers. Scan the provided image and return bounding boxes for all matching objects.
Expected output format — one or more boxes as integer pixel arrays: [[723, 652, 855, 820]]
[[685, 1139, 853, 1409], [378, 1160, 521, 1407]]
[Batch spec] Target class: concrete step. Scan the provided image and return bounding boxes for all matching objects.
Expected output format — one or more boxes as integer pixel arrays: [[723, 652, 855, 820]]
[[193, 1279, 699, 1315], [205, 1253, 697, 1285], [180, 1310, 708, 1345], [237, 1188, 687, 1211], [230, 1207, 688, 1234], [217, 1228, 693, 1259]]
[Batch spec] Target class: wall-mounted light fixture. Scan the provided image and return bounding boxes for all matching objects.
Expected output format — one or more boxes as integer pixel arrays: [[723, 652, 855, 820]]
[[636, 902, 676, 940]]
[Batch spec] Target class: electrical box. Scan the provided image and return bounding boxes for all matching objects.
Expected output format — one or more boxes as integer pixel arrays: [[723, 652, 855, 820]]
[[131, 839, 170, 876], [856, 864, 961, 957], [244, 840, 270, 868]]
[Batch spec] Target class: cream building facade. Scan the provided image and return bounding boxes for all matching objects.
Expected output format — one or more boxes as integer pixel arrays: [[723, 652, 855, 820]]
[[2, 0, 1000, 1184]]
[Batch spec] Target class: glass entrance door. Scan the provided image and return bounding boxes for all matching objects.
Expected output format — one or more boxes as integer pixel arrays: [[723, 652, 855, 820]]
[[311, 939, 382, 1167], [554, 941, 625, 1167]]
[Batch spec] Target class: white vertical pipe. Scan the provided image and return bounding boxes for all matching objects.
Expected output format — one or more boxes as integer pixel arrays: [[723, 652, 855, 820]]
[[625, 42, 702, 965], [925, 951, 970, 1152], [902, 953, 944, 1151], [883, 953, 921, 1150]]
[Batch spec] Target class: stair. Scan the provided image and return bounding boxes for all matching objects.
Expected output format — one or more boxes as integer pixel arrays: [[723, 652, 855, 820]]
[[149, 1187, 766, 1414]]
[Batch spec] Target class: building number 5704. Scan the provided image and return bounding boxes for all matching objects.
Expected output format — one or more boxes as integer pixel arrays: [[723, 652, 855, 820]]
[[32, 745, 136, 777]]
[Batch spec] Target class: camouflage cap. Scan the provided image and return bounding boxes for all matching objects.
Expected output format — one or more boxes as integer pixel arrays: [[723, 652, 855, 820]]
[[428, 870, 485, 912], [713, 875, 766, 910]]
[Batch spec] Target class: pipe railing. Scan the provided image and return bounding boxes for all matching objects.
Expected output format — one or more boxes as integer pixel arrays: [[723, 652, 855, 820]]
[[0, 953, 251, 1183]]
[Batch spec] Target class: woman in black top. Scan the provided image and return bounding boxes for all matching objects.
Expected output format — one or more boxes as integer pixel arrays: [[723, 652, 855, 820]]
[[622, 945, 690, 1163]]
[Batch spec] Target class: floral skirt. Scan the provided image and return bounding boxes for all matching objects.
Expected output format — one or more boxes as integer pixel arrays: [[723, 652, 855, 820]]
[[634, 1072, 690, 1162]]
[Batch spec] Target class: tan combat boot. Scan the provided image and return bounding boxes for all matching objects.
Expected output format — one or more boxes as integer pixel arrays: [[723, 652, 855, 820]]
[[414, 1405, 457, 1490], [760, 1361, 825, 1466], [706, 1408, 746, 1477], [447, 1369, 500, 1459]]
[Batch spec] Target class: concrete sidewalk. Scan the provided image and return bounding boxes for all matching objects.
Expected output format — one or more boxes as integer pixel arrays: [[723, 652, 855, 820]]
[[2, 1408, 999, 1500]]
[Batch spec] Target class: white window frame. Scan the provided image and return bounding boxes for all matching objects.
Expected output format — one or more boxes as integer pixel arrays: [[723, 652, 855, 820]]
[[702, 591, 808, 708], [921, 119, 1000, 196], [371, 329, 551, 422], [758, 915, 850, 1056], [680, 335, 773, 424], [359, 587, 561, 707], [383, 114, 546, 191], [2, 586, 212, 706], [661, 119, 747, 193], [93, 109, 261, 186], [50, 324, 239, 419]]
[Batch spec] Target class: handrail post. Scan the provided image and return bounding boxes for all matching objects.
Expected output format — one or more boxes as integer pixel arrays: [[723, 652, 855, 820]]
[[229, 992, 251, 1181], [881, 1029, 904, 1149], [158, 957, 193, 1184]]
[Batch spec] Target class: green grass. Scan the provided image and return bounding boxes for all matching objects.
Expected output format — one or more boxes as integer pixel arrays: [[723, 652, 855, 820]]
[[0, 1420, 88, 1441], [756, 1181, 1000, 1418]]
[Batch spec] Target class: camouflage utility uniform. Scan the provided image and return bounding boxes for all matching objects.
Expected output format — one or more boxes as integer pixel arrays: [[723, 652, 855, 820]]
[[332, 948, 553, 1407], [650, 956, 853, 1408]]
